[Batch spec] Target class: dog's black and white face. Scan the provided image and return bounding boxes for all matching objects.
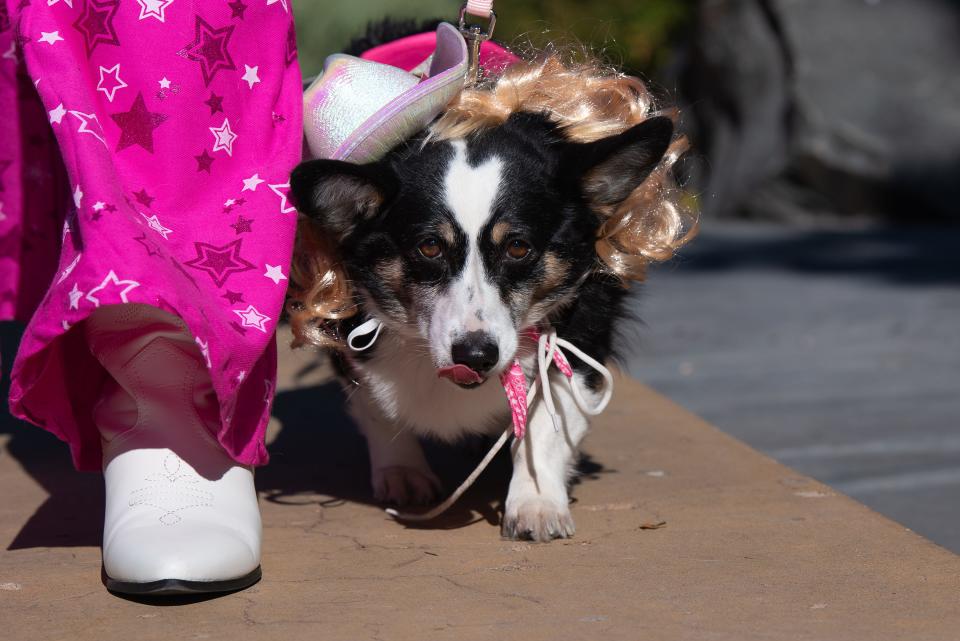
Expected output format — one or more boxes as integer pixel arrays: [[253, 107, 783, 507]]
[[291, 113, 672, 386]]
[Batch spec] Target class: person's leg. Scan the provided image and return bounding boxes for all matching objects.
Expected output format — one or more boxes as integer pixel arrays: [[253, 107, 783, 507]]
[[4, 1, 301, 594], [87, 304, 261, 594]]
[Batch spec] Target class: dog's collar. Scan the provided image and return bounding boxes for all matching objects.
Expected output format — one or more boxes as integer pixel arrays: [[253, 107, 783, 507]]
[[346, 316, 384, 351]]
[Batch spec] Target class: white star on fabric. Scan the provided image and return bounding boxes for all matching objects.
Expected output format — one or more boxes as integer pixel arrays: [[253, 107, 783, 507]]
[[56, 253, 82, 284], [62, 320, 72, 331], [210, 118, 237, 156], [93, 201, 106, 211], [136, 0, 174, 22], [38, 31, 64, 45], [233, 305, 271, 333], [241, 173, 264, 192], [263, 264, 287, 285], [69, 110, 108, 146], [140, 212, 173, 239], [68, 283, 84, 310], [3, 42, 18, 62], [224, 198, 236, 207], [241, 64, 260, 89], [73, 184, 83, 208], [236, 370, 246, 384], [96, 64, 127, 103], [195, 337, 212, 368], [85, 271, 141, 307], [49, 103, 66, 124], [266, 0, 288, 13], [47, 0, 74, 7], [268, 182, 296, 214]]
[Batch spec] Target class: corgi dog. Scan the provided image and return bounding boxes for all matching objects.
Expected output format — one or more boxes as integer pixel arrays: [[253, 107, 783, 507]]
[[289, 102, 681, 541]]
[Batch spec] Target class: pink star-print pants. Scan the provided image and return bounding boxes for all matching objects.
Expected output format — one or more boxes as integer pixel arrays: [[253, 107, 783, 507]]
[[1, 1, 302, 470]]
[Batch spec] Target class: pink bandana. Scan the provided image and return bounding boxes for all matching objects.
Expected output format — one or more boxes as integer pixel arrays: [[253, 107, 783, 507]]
[[498, 327, 573, 440]]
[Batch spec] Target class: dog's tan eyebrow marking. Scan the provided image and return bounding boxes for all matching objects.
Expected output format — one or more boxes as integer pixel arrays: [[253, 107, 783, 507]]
[[490, 221, 510, 244], [437, 221, 456, 245]]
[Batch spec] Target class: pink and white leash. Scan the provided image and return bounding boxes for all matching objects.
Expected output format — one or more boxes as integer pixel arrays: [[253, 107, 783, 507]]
[[347, 320, 614, 522], [501, 327, 613, 440], [465, 0, 494, 18]]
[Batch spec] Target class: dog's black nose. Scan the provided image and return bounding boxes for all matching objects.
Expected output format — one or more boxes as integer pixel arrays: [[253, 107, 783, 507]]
[[451, 332, 499, 374]]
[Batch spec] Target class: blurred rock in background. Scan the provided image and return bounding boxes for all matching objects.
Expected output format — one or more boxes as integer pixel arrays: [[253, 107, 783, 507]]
[[680, 0, 960, 222]]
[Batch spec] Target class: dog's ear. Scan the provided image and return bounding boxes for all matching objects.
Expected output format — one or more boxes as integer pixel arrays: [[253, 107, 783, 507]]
[[563, 116, 674, 206], [290, 159, 398, 240]]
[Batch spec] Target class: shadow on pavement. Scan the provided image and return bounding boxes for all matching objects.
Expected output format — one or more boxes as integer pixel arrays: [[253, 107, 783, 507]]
[[2, 321, 103, 550], [2, 321, 609, 549], [261, 380, 515, 530], [263, 379, 608, 531]]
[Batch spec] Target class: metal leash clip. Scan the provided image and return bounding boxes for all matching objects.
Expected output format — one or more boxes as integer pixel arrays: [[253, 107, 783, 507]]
[[458, 2, 497, 84]]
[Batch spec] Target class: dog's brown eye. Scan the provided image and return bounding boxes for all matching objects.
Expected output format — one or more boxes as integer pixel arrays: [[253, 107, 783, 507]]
[[418, 237, 442, 259], [506, 239, 531, 260]]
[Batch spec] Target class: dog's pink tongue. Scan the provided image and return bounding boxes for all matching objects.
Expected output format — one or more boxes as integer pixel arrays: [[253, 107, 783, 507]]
[[437, 364, 484, 385]]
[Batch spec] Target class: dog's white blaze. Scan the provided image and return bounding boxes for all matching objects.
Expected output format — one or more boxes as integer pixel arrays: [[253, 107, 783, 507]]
[[428, 141, 517, 369], [443, 141, 502, 239]]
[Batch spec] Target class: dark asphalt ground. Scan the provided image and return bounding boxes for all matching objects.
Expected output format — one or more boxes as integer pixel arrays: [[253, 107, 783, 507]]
[[627, 222, 960, 553]]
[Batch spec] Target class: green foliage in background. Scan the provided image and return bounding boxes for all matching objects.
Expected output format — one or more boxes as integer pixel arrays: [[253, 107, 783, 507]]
[[293, 0, 695, 79], [494, 0, 695, 74], [293, 0, 453, 79]]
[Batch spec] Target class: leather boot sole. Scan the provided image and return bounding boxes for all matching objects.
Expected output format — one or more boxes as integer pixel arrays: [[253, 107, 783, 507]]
[[105, 566, 262, 596]]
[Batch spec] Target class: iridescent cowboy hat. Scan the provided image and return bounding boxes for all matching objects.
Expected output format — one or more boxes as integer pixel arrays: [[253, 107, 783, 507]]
[[303, 22, 469, 163]]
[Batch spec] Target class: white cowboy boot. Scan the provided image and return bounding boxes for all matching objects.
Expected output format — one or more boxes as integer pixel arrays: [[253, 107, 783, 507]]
[[86, 305, 262, 595]]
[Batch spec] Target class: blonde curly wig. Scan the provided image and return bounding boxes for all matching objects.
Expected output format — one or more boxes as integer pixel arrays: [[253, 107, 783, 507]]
[[288, 51, 698, 349]]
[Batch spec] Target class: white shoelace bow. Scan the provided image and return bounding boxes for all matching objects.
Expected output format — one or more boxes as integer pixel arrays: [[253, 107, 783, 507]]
[[535, 327, 614, 430]]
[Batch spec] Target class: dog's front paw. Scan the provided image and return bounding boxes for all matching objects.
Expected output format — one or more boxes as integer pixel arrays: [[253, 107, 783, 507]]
[[502, 496, 575, 542], [372, 465, 442, 506]]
